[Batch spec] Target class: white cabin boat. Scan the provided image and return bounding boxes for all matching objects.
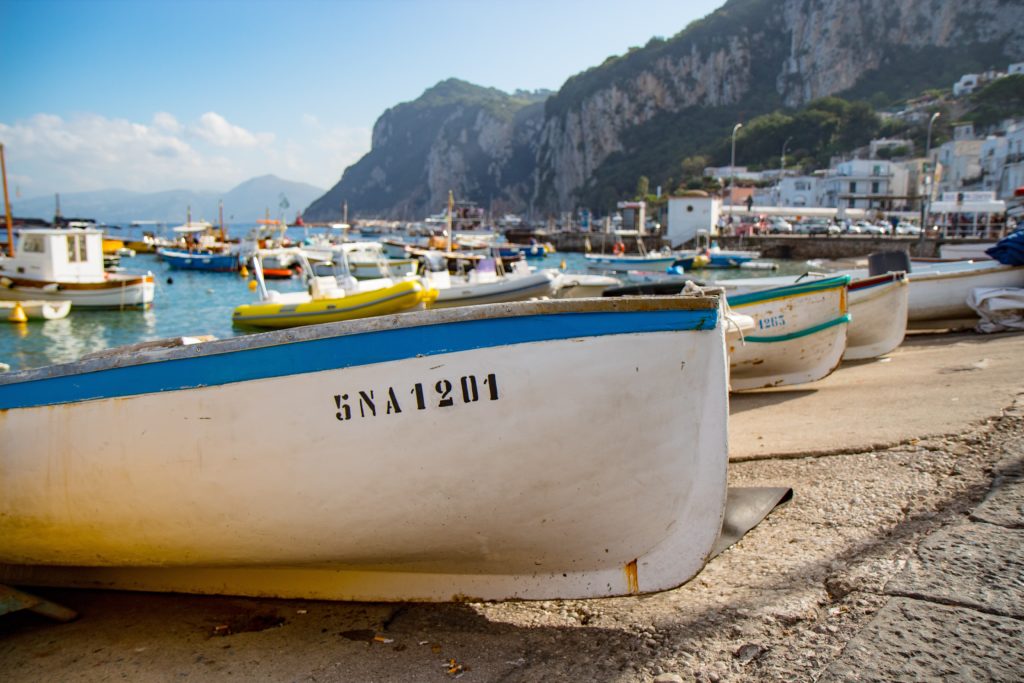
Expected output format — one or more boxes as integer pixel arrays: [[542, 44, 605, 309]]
[[0, 296, 729, 602], [0, 228, 155, 309], [726, 276, 851, 391], [554, 273, 620, 298]]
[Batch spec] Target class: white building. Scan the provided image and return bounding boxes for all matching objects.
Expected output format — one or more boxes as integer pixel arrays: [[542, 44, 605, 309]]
[[702, 166, 769, 183], [869, 137, 914, 158], [666, 194, 718, 246], [978, 122, 1024, 199], [776, 175, 824, 207], [821, 160, 910, 210], [1010, 63, 1024, 76], [933, 138, 983, 194], [953, 74, 980, 97]]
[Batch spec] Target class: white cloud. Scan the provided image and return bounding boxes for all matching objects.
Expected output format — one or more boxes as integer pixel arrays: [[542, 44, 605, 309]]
[[191, 112, 273, 148], [0, 111, 370, 198]]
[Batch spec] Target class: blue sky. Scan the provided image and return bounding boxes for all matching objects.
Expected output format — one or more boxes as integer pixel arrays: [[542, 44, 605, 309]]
[[1, 0, 723, 198]]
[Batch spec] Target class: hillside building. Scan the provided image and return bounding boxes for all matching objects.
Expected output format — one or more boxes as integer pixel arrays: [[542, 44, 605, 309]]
[[821, 160, 910, 210]]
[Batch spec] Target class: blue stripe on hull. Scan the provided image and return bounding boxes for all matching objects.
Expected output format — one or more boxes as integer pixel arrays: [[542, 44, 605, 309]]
[[0, 308, 718, 410]]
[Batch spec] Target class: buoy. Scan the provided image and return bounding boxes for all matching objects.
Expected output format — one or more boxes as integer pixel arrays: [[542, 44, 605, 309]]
[[248, 279, 257, 291], [239, 265, 249, 277], [166, 276, 174, 285], [560, 259, 567, 270], [7, 302, 28, 323]]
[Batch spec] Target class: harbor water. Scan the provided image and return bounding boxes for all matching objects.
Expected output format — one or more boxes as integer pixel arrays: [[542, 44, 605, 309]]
[[0, 234, 819, 372]]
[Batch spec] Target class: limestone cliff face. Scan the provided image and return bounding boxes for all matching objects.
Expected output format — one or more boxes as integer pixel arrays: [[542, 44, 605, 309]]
[[306, 0, 1024, 220], [303, 80, 547, 221], [534, 0, 1024, 210]]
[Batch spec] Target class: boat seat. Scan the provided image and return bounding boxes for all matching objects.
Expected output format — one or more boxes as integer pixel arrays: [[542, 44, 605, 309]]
[[310, 276, 345, 300]]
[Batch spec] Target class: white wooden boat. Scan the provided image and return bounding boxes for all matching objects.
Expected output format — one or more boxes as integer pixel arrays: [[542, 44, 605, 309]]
[[717, 271, 907, 361], [843, 271, 908, 360], [1, 299, 72, 321], [904, 260, 1024, 321], [0, 296, 729, 602], [554, 273, 620, 298], [585, 253, 677, 273], [0, 228, 155, 309], [726, 275, 850, 391]]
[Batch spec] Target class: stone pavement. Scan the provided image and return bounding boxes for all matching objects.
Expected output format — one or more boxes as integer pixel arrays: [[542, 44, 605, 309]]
[[820, 448, 1024, 681]]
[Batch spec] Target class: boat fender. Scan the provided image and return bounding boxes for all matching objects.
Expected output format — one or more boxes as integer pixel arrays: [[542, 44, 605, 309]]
[[42, 282, 61, 292], [612, 242, 626, 256], [0, 276, 11, 288]]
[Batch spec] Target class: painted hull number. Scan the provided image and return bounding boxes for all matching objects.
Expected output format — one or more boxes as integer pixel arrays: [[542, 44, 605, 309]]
[[758, 314, 786, 330], [334, 373, 499, 422]]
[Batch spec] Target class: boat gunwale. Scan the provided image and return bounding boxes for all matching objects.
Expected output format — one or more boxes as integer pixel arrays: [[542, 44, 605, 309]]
[[728, 274, 851, 307], [0, 295, 721, 387]]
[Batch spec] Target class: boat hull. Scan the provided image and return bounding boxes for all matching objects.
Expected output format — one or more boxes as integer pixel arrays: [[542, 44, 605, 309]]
[[844, 272, 908, 360], [585, 255, 677, 273], [431, 271, 560, 308], [0, 297, 728, 602], [0, 274, 155, 309], [232, 280, 434, 328], [159, 248, 240, 272], [727, 276, 850, 391], [0, 299, 72, 320], [907, 262, 1024, 321]]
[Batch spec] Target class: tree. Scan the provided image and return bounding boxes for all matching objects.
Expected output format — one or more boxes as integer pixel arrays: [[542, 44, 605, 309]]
[[636, 175, 650, 200]]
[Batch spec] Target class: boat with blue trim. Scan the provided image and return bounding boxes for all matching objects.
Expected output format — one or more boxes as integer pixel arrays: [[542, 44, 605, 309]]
[[726, 275, 851, 391], [158, 247, 241, 272], [0, 294, 730, 602]]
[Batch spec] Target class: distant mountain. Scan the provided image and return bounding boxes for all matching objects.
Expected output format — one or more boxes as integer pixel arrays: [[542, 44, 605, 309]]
[[303, 79, 551, 222], [9, 175, 324, 225], [304, 0, 1024, 219]]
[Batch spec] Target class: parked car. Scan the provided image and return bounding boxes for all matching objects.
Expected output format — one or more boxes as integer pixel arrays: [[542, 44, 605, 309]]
[[767, 217, 793, 233], [895, 222, 921, 235], [857, 221, 886, 235], [843, 222, 863, 234]]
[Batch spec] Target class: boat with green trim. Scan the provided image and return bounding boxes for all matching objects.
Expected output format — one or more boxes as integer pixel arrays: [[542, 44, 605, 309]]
[[726, 275, 850, 391]]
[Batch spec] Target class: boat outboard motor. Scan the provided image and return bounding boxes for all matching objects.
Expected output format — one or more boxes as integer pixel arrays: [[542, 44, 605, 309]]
[[868, 250, 911, 276]]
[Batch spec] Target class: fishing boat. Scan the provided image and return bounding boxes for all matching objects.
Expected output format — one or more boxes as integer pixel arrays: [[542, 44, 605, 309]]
[[585, 251, 678, 273], [903, 260, 1024, 321], [715, 271, 908, 361], [158, 247, 240, 272], [0, 228, 155, 309], [726, 275, 851, 391], [1, 299, 72, 321], [0, 295, 730, 602], [232, 256, 435, 329], [843, 271, 908, 359], [554, 273, 621, 298], [345, 242, 418, 279]]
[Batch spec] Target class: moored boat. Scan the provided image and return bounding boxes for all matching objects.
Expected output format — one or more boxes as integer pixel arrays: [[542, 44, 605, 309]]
[[158, 247, 241, 272], [0, 295, 729, 602], [903, 260, 1024, 321], [727, 275, 851, 391], [0, 228, 155, 309], [1, 299, 72, 321], [425, 258, 561, 308], [585, 252, 678, 273]]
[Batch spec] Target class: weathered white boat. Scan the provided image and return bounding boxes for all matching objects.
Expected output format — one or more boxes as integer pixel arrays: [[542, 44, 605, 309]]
[[717, 271, 907, 361], [585, 252, 677, 273], [0, 228, 155, 309], [554, 273, 620, 298], [0, 296, 730, 602], [843, 271, 908, 360], [904, 260, 1024, 321], [726, 275, 850, 391], [1, 299, 72, 321]]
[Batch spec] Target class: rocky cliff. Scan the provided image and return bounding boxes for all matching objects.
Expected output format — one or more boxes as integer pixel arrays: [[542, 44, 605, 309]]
[[306, 0, 1024, 219]]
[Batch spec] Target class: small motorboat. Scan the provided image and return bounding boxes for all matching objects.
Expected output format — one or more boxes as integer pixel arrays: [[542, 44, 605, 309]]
[[1, 299, 72, 321]]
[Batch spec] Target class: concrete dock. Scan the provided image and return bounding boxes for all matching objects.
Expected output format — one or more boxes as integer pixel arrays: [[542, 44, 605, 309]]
[[1, 330, 1022, 681]]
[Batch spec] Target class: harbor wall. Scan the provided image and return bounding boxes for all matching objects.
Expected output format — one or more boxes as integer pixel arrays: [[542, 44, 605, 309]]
[[535, 232, 998, 259]]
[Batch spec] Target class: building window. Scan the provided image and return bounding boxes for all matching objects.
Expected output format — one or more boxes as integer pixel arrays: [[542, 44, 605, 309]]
[[849, 181, 857, 193], [871, 181, 880, 194]]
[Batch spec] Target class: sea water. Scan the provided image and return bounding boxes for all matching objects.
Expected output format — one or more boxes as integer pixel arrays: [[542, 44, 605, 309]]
[[0, 236, 815, 373]]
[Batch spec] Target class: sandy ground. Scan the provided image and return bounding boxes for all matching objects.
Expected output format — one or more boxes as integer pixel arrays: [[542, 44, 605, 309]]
[[2, 330, 1023, 682]]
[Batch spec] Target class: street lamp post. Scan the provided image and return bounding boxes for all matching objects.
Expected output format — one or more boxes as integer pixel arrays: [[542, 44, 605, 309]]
[[778, 135, 793, 206], [730, 122, 743, 222], [922, 112, 940, 234]]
